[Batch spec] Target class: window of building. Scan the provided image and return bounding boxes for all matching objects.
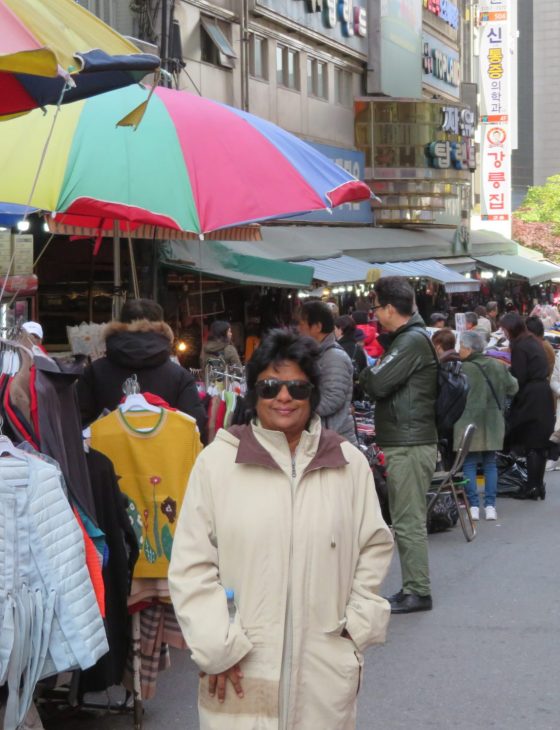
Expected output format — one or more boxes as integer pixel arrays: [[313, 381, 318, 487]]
[[250, 36, 268, 80], [276, 45, 300, 90], [200, 17, 237, 69], [308, 58, 328, 100], [335, 68, 353, 107]]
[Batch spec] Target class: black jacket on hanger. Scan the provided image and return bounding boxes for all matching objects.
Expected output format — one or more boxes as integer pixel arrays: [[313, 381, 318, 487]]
[[79, 449, 139, 696]]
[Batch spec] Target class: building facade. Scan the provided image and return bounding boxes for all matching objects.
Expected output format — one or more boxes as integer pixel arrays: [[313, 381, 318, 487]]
[[79, 0, 366, 152], [360, 0, 476, 230], [512, 0, 560, 208]]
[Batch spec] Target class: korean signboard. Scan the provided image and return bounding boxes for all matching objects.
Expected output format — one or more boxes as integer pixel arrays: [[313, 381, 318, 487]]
[[423, 0, 459, 30], [426, 106, 476, 172], [481, 125, 511, 228], [479, 0, 511, 237], [422, 32, 461, 99], [254, 0, 368, 55], [354, 99, 475, 227]]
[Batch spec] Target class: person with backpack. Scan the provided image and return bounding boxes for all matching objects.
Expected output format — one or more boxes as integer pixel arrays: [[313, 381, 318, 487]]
[[298, 302, 358, 445], [454, 330, 519, 520], [360, 277, 437, 614], [200, 320, 242, 370], [335, 315, 368, 400], [432, 328, 469, 470]]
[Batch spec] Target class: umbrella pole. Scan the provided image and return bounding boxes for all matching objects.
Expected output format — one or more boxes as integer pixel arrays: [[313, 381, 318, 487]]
[[113, 222, 123, 319], [128, 236, 140, 299]]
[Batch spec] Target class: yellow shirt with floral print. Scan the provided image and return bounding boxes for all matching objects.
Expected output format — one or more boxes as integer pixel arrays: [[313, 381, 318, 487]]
[[91, 408, 202, 578]]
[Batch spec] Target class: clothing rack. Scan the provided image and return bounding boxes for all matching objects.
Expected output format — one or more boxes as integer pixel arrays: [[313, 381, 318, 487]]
[[204, 360, 246, 392], [34, 376, 147, 730]]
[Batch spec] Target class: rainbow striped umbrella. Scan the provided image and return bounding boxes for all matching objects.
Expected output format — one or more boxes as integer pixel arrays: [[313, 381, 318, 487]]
[[0, 0, 159, 120], [0, 84, 371, 236]]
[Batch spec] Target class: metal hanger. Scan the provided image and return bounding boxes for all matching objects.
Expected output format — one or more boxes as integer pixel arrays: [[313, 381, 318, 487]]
[[119, 374, 162, 414]]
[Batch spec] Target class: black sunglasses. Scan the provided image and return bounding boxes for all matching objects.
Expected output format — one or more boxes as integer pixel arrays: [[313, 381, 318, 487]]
[[255, 379, 314, 400]]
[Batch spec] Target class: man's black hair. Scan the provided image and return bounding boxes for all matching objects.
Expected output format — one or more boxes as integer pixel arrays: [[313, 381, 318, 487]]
[[334, 315, 356, 336], [351, 310, 368, 325], [120, 298, 164, 323], [430, 312, 447, 325], [299, 300, 335, 334], [526, 315, 545, 338], [374, 276, 415, 316], [245, 329, 321, 413]]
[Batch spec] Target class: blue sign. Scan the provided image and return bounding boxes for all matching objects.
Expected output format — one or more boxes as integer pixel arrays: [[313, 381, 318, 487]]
[[285, 142, 373, 224], [422, 32, 461, 99]]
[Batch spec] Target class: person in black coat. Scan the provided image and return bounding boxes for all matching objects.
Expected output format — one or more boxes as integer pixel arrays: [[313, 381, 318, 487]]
[[77, 299, 207, 441], [501, 312, 555, 500], [334, 314, 367, 400]]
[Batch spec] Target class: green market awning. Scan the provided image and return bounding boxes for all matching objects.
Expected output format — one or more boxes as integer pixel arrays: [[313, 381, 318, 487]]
[[160, 240, 313, 288], [473, 254, 560, 285]]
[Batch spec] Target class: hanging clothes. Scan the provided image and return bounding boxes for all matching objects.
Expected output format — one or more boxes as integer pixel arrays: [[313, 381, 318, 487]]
[[123, 604, 186, 701], [90, 408, 202, 579], [33, 355, 98, 522], [0, 453, 108, 730], [79, 449, 139, 696]]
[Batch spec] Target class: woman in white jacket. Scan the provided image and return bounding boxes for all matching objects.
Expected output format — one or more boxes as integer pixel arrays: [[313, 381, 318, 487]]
[[169, 329, 393, 730]]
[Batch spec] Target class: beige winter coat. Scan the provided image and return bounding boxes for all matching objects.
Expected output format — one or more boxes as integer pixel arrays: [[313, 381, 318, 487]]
[[168, 416, 393, 730]]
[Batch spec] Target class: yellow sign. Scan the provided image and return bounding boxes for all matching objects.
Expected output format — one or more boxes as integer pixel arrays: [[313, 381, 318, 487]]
[[366, 268, 382, 284]]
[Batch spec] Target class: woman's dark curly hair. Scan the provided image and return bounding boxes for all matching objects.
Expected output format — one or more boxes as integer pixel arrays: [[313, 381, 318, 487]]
[[245, 329, 321, 413]]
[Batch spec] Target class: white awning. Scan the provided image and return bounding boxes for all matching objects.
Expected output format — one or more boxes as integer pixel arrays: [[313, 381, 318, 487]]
[[294, 254, 479, 292], [295, 255, 371, 284], [473, 255, 560, 285], [368, 259, 480, 293]]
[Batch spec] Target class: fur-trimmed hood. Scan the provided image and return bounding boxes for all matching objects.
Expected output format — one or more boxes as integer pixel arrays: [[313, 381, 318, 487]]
[[104, 319, 174, 370], [103, 319, 174, 342]]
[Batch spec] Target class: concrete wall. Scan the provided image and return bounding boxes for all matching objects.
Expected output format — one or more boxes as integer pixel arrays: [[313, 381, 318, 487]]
[[173, 2, 359, 149], [82, 0, 362, 150]]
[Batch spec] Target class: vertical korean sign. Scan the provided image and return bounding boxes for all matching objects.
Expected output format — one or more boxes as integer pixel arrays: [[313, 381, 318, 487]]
[[479, 2, 511, 238]]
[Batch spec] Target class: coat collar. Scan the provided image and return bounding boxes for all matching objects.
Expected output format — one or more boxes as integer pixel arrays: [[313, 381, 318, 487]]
[[391, 311, 426, 338], [228, 418, 349, 475]]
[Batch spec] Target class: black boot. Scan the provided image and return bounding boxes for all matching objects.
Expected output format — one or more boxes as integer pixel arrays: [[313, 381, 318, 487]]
[[513, 485, 538, 500], [519, 449, 547, 502]]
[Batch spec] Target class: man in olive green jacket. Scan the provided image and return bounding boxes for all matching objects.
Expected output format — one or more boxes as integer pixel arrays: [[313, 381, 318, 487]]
[[454, 330, 519, 520], [360, 277, 437, 614]]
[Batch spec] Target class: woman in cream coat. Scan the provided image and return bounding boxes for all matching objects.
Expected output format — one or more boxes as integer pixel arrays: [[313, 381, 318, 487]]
[[169, 329, 393, 730]]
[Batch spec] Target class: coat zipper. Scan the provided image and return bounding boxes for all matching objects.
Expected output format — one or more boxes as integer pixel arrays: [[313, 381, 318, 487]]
[[280, 454, 296, 730]]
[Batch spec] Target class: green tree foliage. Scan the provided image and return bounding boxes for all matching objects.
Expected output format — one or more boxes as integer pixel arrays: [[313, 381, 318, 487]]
[[516, 174, 560, 234]]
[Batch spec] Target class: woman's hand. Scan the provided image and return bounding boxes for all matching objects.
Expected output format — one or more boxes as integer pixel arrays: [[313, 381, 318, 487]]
[[200, 663, 244, 702]]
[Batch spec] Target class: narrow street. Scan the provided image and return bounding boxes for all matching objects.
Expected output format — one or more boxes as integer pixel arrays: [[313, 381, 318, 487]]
[[44, 473, 560, 730]]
